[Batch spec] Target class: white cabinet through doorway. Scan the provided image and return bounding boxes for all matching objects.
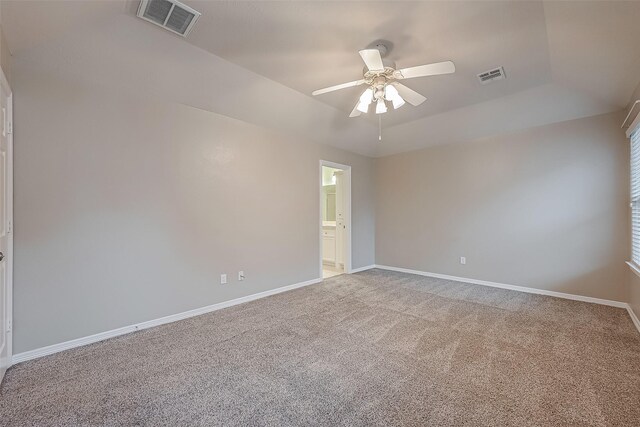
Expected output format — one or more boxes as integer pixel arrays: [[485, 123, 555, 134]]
[[322, 227, 335, 263]]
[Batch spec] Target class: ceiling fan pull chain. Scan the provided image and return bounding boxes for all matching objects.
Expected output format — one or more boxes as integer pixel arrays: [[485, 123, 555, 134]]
[[379, 115, 382, 142]]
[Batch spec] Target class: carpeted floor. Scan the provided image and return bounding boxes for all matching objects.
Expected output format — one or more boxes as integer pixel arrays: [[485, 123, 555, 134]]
[[1, 269, 639, 426]]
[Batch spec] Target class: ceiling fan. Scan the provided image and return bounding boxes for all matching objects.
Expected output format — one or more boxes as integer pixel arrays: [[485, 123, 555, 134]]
[[312, 44, 455, 118]]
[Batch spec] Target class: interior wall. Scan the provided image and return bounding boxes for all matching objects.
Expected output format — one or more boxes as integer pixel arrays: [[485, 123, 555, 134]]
[[627, 80, 640, 114], [0, 24, 10, 85], [12, 60, 375, 354], [375, 112, 629, 302]]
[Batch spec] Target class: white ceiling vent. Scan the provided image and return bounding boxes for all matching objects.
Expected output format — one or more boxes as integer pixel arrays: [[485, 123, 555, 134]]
[[477, 67, 506, 85], [137, 0, 201, 37]]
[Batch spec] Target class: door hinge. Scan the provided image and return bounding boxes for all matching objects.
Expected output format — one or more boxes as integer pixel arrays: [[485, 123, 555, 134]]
[[6, 319, 11, 333], [7, 120, 12, 135], [7, 220, 11, 234]]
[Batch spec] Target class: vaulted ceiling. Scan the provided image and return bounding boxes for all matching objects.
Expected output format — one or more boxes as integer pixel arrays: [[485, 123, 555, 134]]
[[2, 1, 640, 157], [188, 1, 553, 128]]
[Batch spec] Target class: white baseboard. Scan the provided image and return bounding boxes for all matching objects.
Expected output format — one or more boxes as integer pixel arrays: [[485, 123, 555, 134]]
[[628, 306, 640, 334], [374, 264, 628, 308], [375, 264, 640, 333], [12, 277, 322, 365], [350, 264, 376, 273], [13, 265, 640, 365]]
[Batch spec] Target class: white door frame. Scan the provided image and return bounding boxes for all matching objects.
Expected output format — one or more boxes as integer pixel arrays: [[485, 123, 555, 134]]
[[0, 65, 13, 378], [319, 160, 351, 278]]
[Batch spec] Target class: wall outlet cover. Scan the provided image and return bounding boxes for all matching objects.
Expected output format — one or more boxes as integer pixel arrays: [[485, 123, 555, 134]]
[[220, 274, 227, 284]]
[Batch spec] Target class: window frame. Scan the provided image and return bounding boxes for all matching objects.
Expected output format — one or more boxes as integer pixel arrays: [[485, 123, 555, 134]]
[[627, 114, 640, 276]]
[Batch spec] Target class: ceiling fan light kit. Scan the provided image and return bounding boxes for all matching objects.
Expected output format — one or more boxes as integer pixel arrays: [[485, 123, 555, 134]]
[[312, 43, 456, 141], [376, 98, 387, 114], [356, 88, 374, 113], [384, 84, 405, 109]]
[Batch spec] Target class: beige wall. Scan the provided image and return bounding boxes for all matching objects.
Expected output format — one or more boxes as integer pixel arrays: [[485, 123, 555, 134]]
[[0, 25, 11, 85], [12, 60, 375, 353], [376, 112, 629, 302], [628, 80, 640, 113]]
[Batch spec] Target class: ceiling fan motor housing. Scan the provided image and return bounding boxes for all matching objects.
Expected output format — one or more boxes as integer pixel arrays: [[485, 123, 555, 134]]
[[363, 60, 397, 77]]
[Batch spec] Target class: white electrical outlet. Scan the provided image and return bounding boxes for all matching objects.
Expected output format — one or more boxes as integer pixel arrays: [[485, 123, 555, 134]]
[[460, 257, 466, 265], [238, 271, 245, 281], [220, 274, 227, 284]]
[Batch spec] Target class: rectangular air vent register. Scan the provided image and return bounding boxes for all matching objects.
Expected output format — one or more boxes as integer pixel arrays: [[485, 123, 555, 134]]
[[137, 0, 201, 37], [477, 67, 506, 85]]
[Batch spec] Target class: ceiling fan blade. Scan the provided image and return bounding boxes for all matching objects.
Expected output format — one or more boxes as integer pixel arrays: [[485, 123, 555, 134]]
[[312, 79, 365, 96], [359, 49, 385, 72], [349, 101, 362, 118], [391, 82, 426, 106], [396, 61, 455, 79]]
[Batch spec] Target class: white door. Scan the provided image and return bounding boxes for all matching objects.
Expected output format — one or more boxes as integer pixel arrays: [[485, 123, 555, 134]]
[[0, 69, 12, 382]]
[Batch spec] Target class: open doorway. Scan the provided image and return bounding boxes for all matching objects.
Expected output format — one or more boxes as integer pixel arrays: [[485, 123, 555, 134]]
[[0, 65, 13, 383], [320, 161, 351, 279]]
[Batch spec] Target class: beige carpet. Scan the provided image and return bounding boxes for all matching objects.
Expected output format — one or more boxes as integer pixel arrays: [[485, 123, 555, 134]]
[[1, 269, 639, 426]]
